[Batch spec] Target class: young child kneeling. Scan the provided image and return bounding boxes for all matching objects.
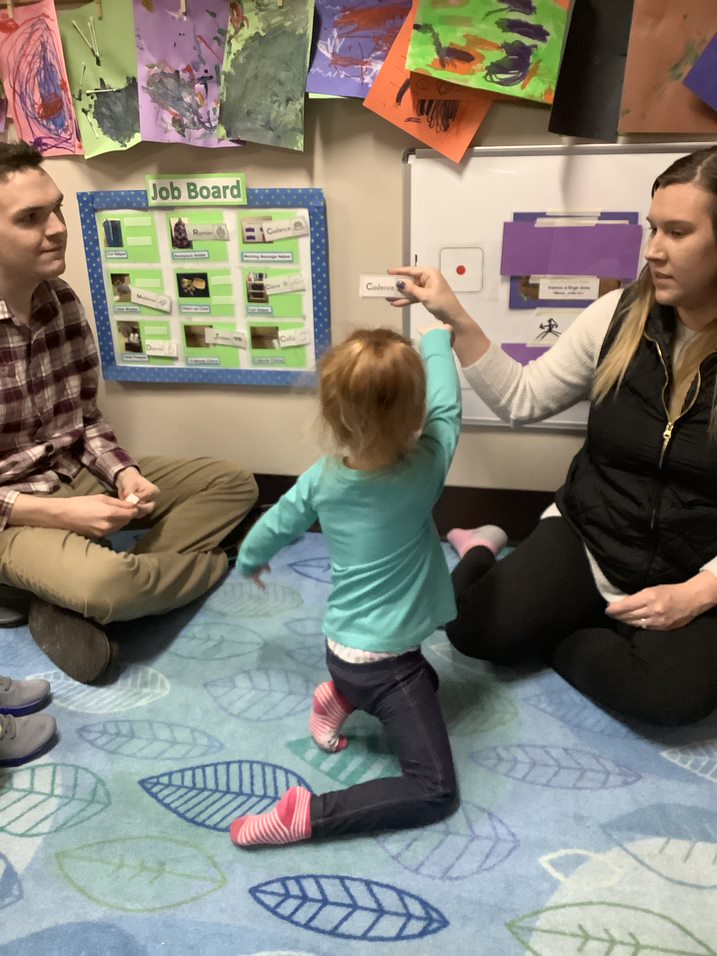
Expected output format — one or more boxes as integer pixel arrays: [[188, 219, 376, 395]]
[[231, 325, 467, 846]]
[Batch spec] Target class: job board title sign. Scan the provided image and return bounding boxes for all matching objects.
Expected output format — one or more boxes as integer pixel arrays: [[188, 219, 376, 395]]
[[146, 173, 247, 206]]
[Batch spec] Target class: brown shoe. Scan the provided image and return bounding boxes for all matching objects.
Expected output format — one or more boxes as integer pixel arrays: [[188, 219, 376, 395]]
[[28, 599, 114, 684]]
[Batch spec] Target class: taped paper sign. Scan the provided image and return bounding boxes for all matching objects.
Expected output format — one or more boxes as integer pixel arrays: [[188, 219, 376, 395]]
[[537, 276, 600, 300], [187, 223, 230, 241], [144, 339, 179, 358], [263, 274, 306, 295], [204, 328, 247, 348], [130, 288, 172, 312], [277, 328, 311, 348], [242, 216, 309, 243], [359, 274, 403, 297]]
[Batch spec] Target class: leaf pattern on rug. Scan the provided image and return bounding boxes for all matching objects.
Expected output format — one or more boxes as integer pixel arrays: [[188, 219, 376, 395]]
[[285, 733, 398, 786], [282, 617, 326, 670], [249, 874, 448, 940], [0, 853, 21, 911], [0, 763, 111, 836], [168, 622, 264, 661], [203, 582, 303, 617], [139, 759, 312, 830], [470, 744, 640, 789], [28, 666, 169, 714], [78, 720, 224, 760], [376, 801, 519, 878], [287, 558, 332, 584], [601, 803, 717, 889], [524, 689, 634, 738], [506, 901, 717, 955], [205, 669, 312, 720], [0, 921, 147, 955], [56, 837, 226, 912], [441, 682, 518, 736], [661, 741, 717, 784]]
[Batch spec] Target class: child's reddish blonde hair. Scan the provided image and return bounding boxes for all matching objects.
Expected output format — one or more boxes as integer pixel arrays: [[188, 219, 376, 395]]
[[318, 329, 426, 463]]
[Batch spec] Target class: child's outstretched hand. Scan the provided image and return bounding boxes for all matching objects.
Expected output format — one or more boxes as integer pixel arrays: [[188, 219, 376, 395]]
[[250, 564, 271, 589]]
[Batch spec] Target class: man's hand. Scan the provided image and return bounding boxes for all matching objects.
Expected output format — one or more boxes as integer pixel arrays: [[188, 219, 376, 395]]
[[115, 467, 159, 517], [57, 494, 142, 538]]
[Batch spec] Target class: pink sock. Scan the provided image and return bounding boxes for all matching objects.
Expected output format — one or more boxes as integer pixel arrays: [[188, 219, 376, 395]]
[[447, 524, 508, 559], [309, 681, 354, 752], [230, 785, 312, 846]]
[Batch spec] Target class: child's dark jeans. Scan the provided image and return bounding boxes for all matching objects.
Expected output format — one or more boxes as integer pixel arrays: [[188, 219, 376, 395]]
[[310, 645, 458, 837]]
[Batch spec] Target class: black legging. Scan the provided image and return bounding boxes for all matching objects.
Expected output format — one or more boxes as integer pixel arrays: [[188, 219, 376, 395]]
[[447, 516, 717, 726]]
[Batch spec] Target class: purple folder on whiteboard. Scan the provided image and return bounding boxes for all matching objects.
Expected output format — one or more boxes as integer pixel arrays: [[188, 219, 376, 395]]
[[500, 221, 643, 278]]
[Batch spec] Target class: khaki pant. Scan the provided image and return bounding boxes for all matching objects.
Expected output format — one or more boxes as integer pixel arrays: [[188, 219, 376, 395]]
[[0, 456, 258, 624]]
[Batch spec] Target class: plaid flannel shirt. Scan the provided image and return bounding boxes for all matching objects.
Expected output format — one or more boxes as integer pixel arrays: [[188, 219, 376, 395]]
[[0, 279, 137, 530]]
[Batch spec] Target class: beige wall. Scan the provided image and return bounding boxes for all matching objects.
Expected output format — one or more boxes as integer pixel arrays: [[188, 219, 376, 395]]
[[49, 99, 627, 491]]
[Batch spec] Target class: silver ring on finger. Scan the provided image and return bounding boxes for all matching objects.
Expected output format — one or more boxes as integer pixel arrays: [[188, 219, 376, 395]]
[[639, 617, 647, 629]]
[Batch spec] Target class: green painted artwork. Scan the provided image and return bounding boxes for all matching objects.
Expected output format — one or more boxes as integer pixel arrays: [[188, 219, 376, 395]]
[[218, 0, 313, 150], [406, 0, 569, 105], [58, 0, 140, 158]]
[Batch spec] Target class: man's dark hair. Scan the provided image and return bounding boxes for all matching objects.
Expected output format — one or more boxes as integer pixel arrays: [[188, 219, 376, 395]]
[[0, 141, 43, 181]]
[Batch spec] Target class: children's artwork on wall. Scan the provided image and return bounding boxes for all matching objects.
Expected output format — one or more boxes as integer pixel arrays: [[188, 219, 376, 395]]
[[619, 0, 717, 134], [134, 0, 237, 148], [364, 6, 495, 164], [0, 81, 6, 134], [0, 0, 82, 155], [683, 32, 717, 113], [406, 0, 569, 106], [548, 0, 635, 141], [57, 0, 140, 159], [78, 187, 330, 385], [307, 0, 411, 99], [218, 0, 312, 150]]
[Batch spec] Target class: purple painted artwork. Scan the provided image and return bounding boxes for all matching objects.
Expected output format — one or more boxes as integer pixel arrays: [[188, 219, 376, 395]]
[[501, 221, 642, 279], [307, 0, 411, 98], [683, 33, 717, 113], [134, 0, 238, 147]]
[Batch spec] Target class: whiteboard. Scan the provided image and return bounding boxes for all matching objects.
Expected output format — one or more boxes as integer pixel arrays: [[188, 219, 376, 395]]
[[404, 144, 700, 429]]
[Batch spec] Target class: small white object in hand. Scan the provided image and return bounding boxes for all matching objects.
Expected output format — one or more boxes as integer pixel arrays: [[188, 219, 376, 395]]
[[125, 493, 140, 505]]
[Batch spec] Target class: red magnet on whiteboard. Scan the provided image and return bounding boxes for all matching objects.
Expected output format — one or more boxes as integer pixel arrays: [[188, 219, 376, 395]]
[[439, 247, 484, 292]]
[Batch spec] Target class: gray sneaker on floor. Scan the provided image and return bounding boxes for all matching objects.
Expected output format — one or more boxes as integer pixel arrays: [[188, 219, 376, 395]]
[[0, 675, 51, 716], [0, 712, 57, 767]]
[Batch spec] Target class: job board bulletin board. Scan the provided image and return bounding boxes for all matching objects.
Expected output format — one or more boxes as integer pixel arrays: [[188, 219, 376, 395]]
[[404, 144, 702, 429], [78, 180, 330, 385]]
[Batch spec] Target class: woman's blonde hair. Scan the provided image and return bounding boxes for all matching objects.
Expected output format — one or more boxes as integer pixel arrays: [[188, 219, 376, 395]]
[[318, 328, 425, 464], [592, 146, 717, 431]]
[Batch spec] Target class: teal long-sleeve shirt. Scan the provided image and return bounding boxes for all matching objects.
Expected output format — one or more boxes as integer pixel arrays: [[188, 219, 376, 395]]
[[237, 328, 462, 653]]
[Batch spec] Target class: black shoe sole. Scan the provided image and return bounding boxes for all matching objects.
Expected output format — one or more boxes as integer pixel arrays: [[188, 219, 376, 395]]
[[28, 600, 113, 684]]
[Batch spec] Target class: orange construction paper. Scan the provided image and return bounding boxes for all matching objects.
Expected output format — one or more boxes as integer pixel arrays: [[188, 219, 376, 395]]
[[363, 4, 495, 164], [619, 0, 717, 134]]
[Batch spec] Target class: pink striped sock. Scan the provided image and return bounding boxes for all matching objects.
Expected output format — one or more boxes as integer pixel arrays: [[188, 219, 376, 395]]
[[230, 785, 313, 846], [447, 525, 508, 559], [309, 680, 354, 753]]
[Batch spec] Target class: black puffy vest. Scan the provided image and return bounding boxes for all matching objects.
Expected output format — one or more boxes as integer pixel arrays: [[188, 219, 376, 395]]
[[555, 293, 717, 594]]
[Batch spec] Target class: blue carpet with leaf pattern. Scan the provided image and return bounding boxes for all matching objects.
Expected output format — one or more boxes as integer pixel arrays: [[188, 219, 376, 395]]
[[1, 531, 716, 955]]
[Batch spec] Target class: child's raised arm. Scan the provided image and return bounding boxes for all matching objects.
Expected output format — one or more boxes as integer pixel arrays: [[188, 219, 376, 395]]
[[418, 327, 462, 485]]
